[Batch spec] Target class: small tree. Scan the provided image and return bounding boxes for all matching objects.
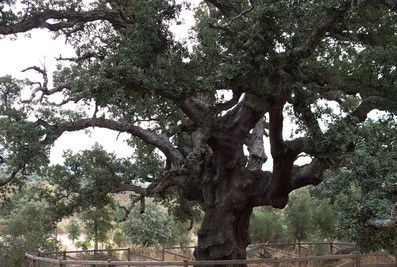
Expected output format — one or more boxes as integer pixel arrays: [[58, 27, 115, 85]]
[[316, 117, 397, 252], [284, 189, 315, 242], [0, 188, 57, 266], [113, 231, 126, 248], [121, 201, 188, 247], [66, 219, 81, 244], [249, 208, 288, 243], [81, 205, 115, 251]]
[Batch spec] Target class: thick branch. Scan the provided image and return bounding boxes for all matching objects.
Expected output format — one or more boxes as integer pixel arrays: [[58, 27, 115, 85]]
[[268, 107, 284, 158], [0, 168, 20, 187], [218, 95, 265, 143], [368, 202, 397, 228], [214, 92, 242, 114], [350, 96, 397, 122], [39, 117, 184, 165], [0, 9, 125, 35], [267, 107, 297, 207], [290, 158, 328, 190], [179, 98, 211, 123]]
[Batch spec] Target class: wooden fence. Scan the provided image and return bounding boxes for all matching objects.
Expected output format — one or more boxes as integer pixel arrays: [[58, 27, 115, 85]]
[[23, 243, 396, 267], [39, 248, 160, 262]]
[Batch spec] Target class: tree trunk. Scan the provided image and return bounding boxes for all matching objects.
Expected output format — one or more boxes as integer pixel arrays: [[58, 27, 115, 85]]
[[191, 113, 268, 266], [194, 205, 253, 266], [192, 149, 259, 267]]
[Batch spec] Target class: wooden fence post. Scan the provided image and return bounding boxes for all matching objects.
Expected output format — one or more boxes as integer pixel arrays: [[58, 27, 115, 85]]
[[59, 250, 66, 267], [183, 259, 188, 267], [298, 242, 302, 267], [127, 248, 131, 267], [298, 242, 301, 257], [356, 253, 361, 267], [330, 241, 333, 255]]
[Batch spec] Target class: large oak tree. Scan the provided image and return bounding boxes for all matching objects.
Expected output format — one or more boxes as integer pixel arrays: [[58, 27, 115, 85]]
[[1, 0, 397, 263]]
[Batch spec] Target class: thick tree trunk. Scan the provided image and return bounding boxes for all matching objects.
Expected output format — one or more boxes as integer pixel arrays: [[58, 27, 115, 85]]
[[194, 204, 253, 267], [190, 109, 268, 266], [192, 143, 258, 266]]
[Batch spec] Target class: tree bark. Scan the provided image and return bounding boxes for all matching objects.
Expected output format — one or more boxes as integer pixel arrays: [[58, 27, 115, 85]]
[[195, 206, 253, 263], [193, 165, 256, 267]]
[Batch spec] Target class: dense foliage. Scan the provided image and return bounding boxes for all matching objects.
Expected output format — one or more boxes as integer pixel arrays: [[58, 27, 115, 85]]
[[0, 0, 396, 262], [313, 116, 397, 252], [121, 200, 191, 247], [0, 186, 58, 266]]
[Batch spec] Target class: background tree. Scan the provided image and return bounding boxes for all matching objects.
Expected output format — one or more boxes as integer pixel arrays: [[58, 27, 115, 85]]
[[113, 231, 126, 248], [249, 207, 288, 244], [0, 186, 58, 266], [66, 219, 82, 244], [284, 188, 335, 242], [81, 205, 115, 252], [121, 200, 191, 247], [284, 189, 315, 243], [1, 0, 397, 262]]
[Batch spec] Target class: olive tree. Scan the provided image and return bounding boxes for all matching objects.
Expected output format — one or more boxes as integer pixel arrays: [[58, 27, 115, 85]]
[[1, 0, 397, 263]]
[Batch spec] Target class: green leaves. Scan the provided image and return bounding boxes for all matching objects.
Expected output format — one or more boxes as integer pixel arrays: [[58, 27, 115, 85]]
[[121, 200, 190, 247], [0, 185, 58, 266], [314, 116, 397, 252], [65, 218, 81, 243], [46, 144, 137, 215], [249, 207, 288, 243], [81, 205, 115, 246]]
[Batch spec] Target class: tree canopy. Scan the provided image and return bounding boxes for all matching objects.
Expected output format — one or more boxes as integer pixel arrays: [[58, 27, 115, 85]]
[[0, 0, 397, 262]]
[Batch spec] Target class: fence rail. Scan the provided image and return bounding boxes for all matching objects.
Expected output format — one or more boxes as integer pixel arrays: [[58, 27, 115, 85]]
[[23, 243, 396, 267], [24, 252, 364, 266]]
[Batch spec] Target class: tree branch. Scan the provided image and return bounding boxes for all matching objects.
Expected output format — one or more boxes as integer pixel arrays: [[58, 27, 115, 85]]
[[217, 95, 265, 143], [204, 0, 235, 17], [0, 168, 20, 187], [21, 66, 71, 103], [0, 8, 125, 35], [39, 117, 184, 165], [268, 106, 284, 159], [349, 96, 397, 122], [368, 202, 397, 228], [288, 0, 356, 61], [290, 158, 328, 190], [214, 92, 242, 113]]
